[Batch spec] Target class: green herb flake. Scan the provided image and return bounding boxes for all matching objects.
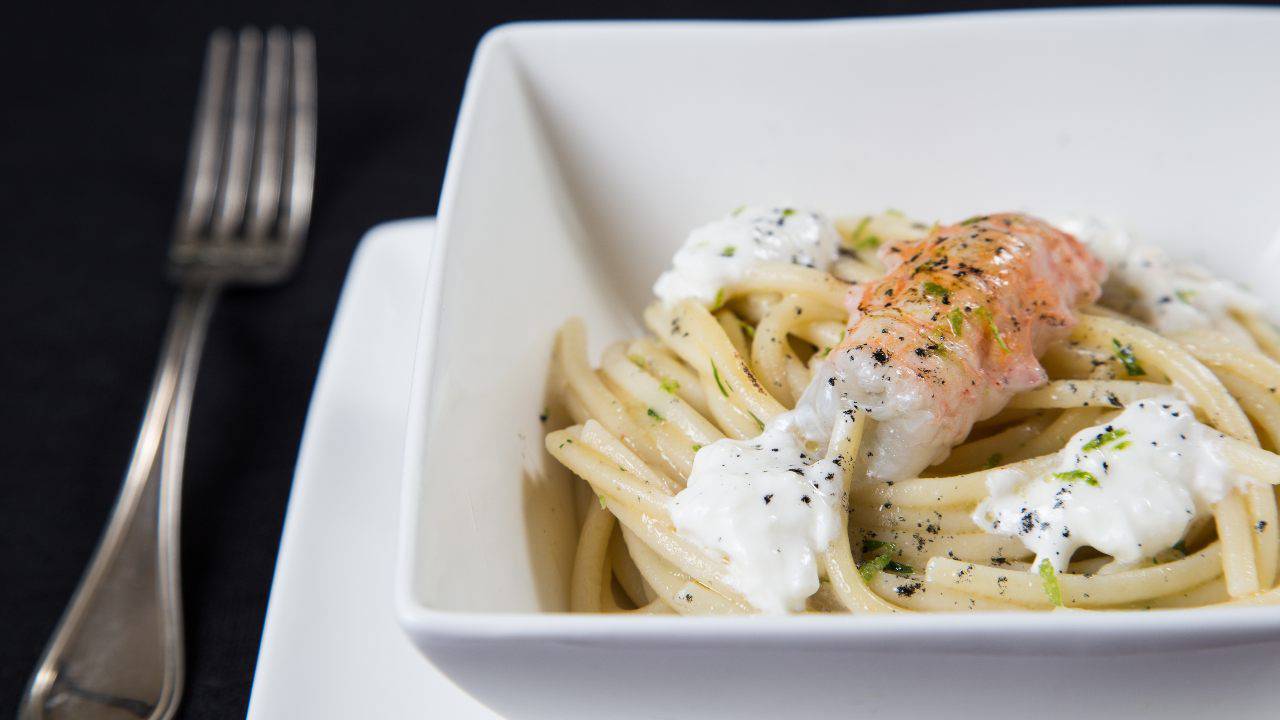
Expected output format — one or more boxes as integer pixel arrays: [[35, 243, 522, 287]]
[[850, 216, 871, 240], [721, 246, 736, 257], [1082, 427, 1129, 452], [911, 258, 941, 277], [885, 560, 916, 576], [749, 411, 765, 431], [692, 443, 703, 452], [862, 539, 899, 554], [849, 216, 881, 252], [1038, 559, 1064, 607], [922, 281, 950, 302], [960, 215, 989, 226], [1175, 289, 1196, 304], [710, 288, 727, 312], [711, 361, 730, 397], [731, 205, 746, 217], [986, 453, 1003, 469], [858, 540, 912, 575], [1113, 441, 1132, 451], [781, 208, 796, 218], [659, 377, 680, 395], [974, 306, 1010, 353], [738, 320, 756, 339], [647, 408, 665, 422], [627, 354, 647, 369], [918, 342, 948, 359], [1111, 338, 1146, 377], [1053, 469, 1099, 487], [598, 495, 608, 510], [946, 308, 965, 337], [859, 553, 893, 584]]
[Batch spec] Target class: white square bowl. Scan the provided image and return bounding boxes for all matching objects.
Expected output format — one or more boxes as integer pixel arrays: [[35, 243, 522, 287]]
[[397, 10, 1280, 719]]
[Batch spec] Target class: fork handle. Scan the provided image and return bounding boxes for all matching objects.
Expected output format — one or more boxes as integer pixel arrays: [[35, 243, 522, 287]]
[[20, 282, 220, 720]]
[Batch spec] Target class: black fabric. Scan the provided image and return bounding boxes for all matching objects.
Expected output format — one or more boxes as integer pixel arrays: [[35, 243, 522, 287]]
[[0, 1, 1252, 717]]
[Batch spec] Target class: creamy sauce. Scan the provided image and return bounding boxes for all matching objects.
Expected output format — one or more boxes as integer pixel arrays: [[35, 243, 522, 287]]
[[973, 398, 1256, 571], [669, 413, 847, 613], [1057, 216, 1261, 336], [654, 206, 841, 306]]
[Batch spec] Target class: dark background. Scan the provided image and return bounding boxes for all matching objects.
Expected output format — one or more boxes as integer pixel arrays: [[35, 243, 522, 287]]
[[1, 1, 1263, 717]]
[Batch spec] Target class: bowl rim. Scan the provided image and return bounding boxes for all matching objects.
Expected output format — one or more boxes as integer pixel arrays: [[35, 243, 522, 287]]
[[395, 8, 1280, 646]]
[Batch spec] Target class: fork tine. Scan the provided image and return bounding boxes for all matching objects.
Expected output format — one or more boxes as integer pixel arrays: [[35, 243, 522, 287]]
[[280, 29, 317, 253], [210, 27, 263, 239], [174, 29, 233, 243], [246, 27, 289, 240], [170, 27, 314, 284]]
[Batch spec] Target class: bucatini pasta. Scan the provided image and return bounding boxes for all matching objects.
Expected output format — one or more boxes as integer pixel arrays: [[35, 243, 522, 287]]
[[545, 207, 1280, 614]]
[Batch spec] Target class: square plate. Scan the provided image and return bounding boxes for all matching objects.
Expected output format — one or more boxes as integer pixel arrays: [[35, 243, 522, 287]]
[[397, 10, 1280, 720], [247, 220, 499, 719]]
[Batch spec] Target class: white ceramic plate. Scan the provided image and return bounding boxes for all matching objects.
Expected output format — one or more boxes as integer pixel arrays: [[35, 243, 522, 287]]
[[247, 219, 499, 719], [397, 9, 1280, 720]]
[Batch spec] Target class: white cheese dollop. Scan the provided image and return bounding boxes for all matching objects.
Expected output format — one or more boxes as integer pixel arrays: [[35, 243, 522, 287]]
[[662, 205, 845, 613], [654, 206, 841, 306], [973, 398, 1257, 572], [669, 412, 847, 614], [1056, 216, 1262, 335]]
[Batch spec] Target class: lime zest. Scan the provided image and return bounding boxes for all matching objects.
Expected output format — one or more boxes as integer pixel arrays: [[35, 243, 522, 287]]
[[859, 553, 892, 584], [922, 281, 950, 303], [1053, 469, 1099, 487], [885, 560, 915, 576], [974, 306, 1010, 353], [1038, 559, 1063, 606], [1082, 427, 1128, 452], [1111, 338, 1146, 377], [946, 308, 965, 337], [849, 216, 881, 251], [710, 288, 727, 311], [862, 539, 899, 554], [711, 361, 730, 397]]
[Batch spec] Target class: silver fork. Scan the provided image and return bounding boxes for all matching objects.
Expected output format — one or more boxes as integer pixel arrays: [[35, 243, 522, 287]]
[[19, 26, 316, 720]]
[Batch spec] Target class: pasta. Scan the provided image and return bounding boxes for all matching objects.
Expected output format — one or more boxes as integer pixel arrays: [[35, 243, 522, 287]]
[[544, 208, 1280, 614]]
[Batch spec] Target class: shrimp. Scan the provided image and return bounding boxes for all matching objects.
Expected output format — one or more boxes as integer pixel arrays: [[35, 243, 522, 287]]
[[794, 213, 1106, 480]]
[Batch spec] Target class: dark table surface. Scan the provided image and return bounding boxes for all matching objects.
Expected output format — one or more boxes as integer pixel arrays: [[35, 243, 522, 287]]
[[0, 0, 1235, 716]]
